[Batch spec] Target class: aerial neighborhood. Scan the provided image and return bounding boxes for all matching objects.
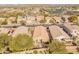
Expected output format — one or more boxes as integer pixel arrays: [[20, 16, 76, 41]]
[[0, 4, 79, 54]]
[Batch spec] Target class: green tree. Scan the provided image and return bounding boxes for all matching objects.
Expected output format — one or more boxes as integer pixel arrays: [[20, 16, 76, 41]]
[[48, 40, 67, 54], [9, 34, 33, 52]]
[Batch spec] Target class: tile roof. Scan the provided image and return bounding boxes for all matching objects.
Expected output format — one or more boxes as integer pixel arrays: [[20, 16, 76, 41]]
[[33, 26, 49, 42]]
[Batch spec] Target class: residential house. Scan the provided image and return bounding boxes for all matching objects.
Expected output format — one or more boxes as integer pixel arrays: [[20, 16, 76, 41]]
[[72, 25, 79, 36], [26, 16, 36, 24], [12, 26, 31, 37], [36, 15, 44, 22], [49, 25, 71, 42], [0, 28, 9, 34], [27, 16, 35, 21], [17, 16, 27, 24], [63, 23, 79, 37], [7, 17, 16, 25], [33, 26, 49, 48]]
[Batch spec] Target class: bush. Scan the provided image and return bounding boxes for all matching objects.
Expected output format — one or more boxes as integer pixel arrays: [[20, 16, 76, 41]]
[[49, 20, 54, 23], [48, 40, 67, 54], [74, 37, 79, 46], [1, 20, 7, 25], [39, 51, 43, 54]]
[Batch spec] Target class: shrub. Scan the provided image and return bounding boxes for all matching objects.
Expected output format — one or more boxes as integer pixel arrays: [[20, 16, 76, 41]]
[[33, 50, 38, 54], [68, 15, 78, 24], [48, 40, 67, 54], [40, 19, 47, 23]]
